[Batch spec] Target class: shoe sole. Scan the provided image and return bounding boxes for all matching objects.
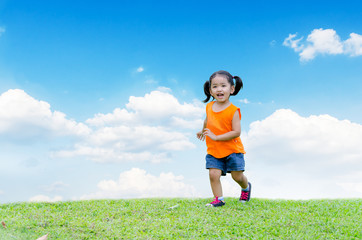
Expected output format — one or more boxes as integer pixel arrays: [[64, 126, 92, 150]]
[[206, 202, 225, 207]]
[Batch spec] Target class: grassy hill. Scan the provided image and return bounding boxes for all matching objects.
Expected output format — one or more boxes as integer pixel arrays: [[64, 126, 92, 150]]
[[1, 198, 361, 239]]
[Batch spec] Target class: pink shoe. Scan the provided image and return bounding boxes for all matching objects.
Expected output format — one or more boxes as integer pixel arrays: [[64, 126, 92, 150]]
[[206, 196, 225, 207], [239, 182, 251, 202]]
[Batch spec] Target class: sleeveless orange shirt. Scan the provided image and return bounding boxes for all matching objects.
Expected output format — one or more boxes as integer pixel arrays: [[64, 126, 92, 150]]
[[206, 101, 245, 158]]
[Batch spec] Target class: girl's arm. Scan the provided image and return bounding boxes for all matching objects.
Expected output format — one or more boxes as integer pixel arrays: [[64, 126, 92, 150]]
[[203, 111, 241, 141], [196, 117, 207, 141]]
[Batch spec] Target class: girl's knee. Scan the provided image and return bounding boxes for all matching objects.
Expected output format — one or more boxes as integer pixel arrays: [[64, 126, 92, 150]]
[[231, 171, 244, 182], [209, 169, 221, 181]]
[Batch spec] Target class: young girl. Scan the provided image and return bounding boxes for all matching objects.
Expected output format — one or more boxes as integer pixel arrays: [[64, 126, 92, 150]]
[[196, 70, 251, 207]]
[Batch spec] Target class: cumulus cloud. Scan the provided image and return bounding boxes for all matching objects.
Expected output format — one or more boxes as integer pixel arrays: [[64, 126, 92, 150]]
[[29, 195, 63, 202], [247, 109, 362, 163], [125, 91, 203, 120], [54, 89, 203, 163], [80, 168, 199, 199], [86, 108, 136, 127], [283, 28, 362, 61], [244, 109, 362, 199], [86, 90, 204, 126], [0, 89, 91, 140], [344, 33, 362, 56]]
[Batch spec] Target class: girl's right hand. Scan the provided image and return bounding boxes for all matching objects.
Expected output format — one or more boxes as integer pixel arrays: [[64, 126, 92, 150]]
[[196, 131, 205, 141]]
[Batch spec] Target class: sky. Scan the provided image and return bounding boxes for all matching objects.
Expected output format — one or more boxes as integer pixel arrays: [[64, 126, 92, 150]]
[[1, 0, 362, 203]]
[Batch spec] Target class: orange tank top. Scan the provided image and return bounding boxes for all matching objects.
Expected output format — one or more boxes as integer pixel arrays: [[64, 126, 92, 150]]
[[206, 101, 245, 158]]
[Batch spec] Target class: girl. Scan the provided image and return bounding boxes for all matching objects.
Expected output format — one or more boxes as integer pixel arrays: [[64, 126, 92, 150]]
[[196, 70, 251, 207]]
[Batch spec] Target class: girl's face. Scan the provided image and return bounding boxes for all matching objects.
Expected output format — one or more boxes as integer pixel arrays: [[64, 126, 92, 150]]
[[209, 75, 235, 103]]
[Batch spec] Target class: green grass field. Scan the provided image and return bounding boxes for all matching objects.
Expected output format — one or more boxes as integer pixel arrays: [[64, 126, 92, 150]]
[[1, 198, 361, 239]]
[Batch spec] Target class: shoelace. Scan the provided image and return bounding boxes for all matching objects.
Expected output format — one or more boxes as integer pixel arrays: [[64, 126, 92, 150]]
[[241, 191, 249, 200], [210, 197, 220, 204]]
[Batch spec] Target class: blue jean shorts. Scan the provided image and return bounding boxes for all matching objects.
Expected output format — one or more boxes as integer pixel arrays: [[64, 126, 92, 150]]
[[206, 153, 245, 176]]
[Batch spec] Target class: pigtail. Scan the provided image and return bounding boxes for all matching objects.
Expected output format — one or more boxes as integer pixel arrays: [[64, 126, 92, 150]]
[[203, 80, 213, 103], [231, 76, 243, 96]]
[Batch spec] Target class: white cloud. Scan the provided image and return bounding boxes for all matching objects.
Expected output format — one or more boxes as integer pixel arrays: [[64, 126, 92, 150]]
[[301, 28, 343, 60], [54, 89, 203, 163], [0, 190, 4, 195], [29, 195, 63, 202], [125, 90, 204, 121], [244, 109, 362, 199], [136, 66, 144, 72], [86, 108, 136, 127], [283, 28, 362, 61], [80, 168, 199, 199], [0, 89, 91, 139], [54, 125, 196, 163], [239, 98, 250, 104], [247, 109, 362, 162], [344, 33, 362, 56], [283, 34, 304, 52], [86, 89, 204, 127]]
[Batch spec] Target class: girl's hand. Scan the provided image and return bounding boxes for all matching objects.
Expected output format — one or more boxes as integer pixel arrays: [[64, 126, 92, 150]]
[[203, 128, 218, 141], [196, 131, 205, 141]]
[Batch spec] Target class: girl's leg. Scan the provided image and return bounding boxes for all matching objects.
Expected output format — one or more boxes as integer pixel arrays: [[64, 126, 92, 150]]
[[231, 171, 248, 189], [209, 168, 223, 197]]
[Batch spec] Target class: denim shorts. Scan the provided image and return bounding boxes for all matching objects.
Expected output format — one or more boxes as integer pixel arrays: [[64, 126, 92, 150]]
[[206, 153, 245, 176]]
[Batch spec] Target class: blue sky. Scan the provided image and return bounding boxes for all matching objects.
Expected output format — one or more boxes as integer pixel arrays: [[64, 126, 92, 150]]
[[1, 1, 362, 203]]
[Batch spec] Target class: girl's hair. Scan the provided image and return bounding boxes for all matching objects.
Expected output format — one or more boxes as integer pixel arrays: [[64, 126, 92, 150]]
[[203, 70, 243, 103]]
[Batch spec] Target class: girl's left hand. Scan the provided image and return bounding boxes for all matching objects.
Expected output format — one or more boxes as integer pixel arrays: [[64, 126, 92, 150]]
[[196, 131, 205, 141], [203, 128, 218, 141]]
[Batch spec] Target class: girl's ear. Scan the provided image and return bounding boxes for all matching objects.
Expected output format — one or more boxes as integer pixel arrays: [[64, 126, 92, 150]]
[[231, 85, 235, 94]]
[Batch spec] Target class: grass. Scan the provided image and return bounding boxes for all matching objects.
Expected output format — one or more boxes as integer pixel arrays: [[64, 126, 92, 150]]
[[1, 198, 361, 239]]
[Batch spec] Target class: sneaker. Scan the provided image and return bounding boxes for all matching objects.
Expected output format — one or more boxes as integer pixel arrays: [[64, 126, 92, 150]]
[[206, 197, 225, 207], [239, 182, 251, 202]]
